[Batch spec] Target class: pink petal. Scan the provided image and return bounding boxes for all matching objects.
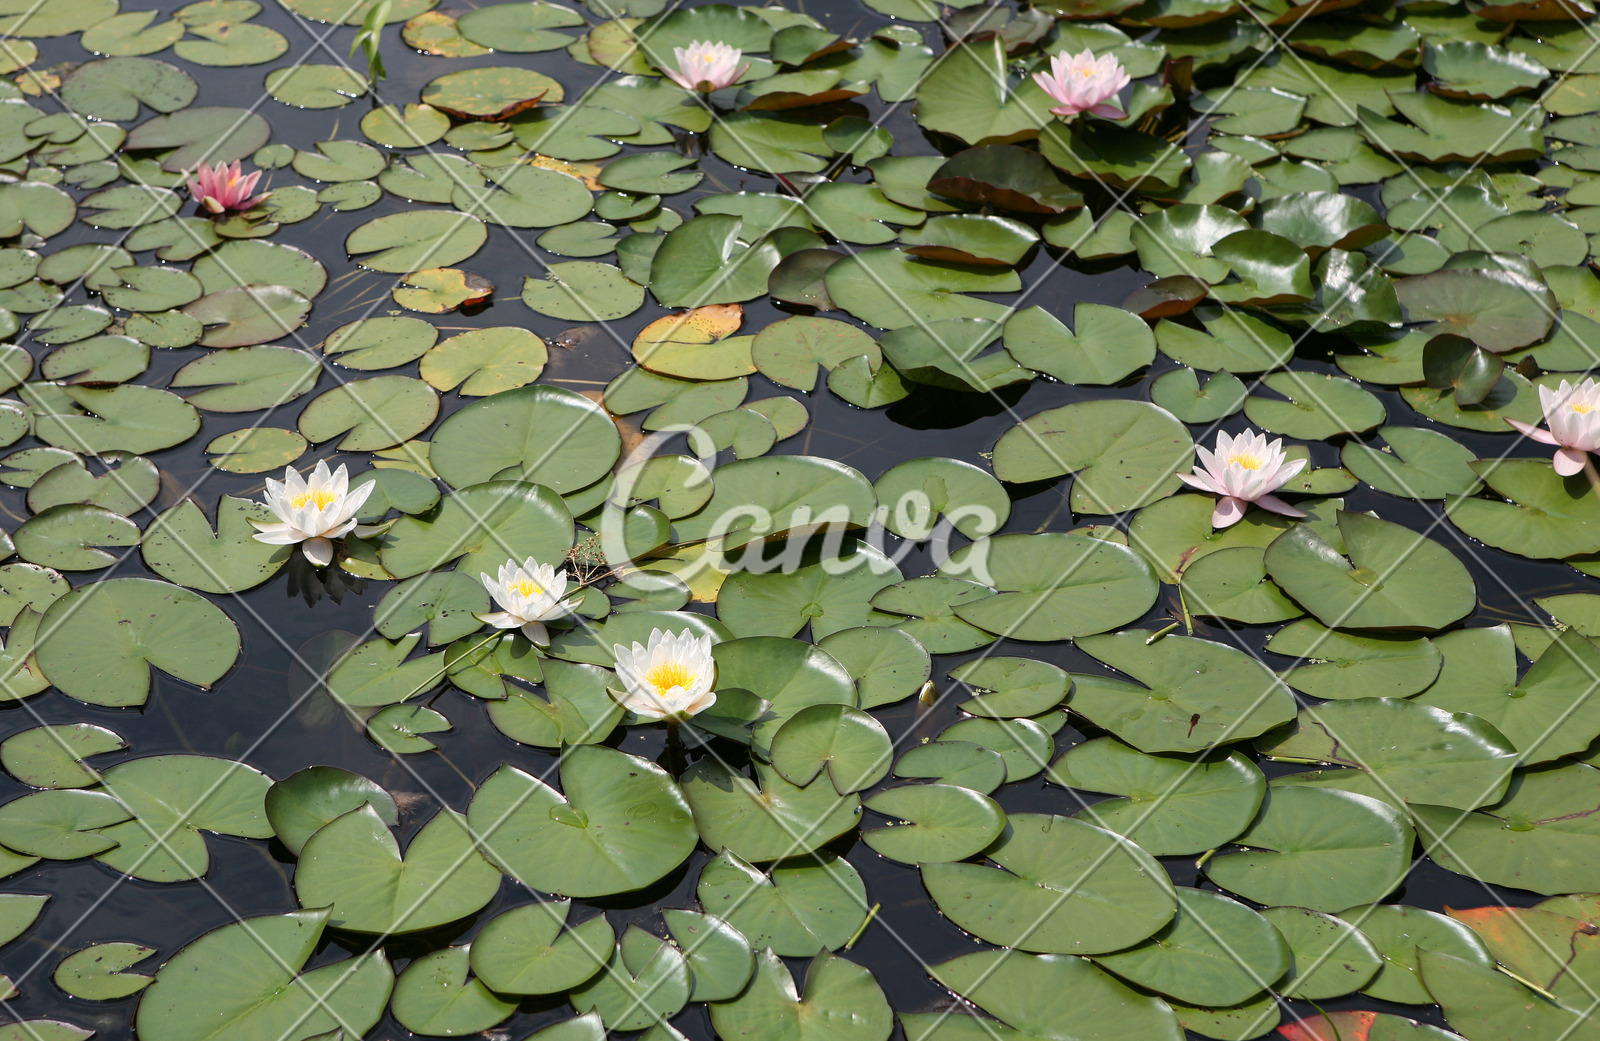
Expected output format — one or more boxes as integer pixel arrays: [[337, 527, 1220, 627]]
[[1254, 494, 1307, 518], [1555, 448, 1588, 476], [1212, 497, 1246, 528], [1506, 418, 1561, 445], [1088, 103, 1127, 119]]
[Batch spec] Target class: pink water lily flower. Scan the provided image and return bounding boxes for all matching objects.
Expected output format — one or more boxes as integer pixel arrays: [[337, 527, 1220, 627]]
[[1032, 48, 1130, 120], [1180, 428, 1307, 529], [663, 40, 749, 92], [1507, 377, 1600, 476], [186, 160, 271, 215]]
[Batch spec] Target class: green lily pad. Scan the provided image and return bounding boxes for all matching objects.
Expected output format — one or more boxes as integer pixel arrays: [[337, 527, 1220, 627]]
[[295, 804, 500, 933], [1245, 371, 1386, 438], [1262, 906, 1382, 1000], [825, 248, 1018, 332], [1004, 303, 1156, 385], [469, 900, 612, 995], [0, 788, 130, 858], [569, 926, 689, 1030], [421, 66, 563, 119], [697, 849, 868, 957], [861, 783, 1004, 864], [390, 945, 516, 1036], [1263, 510, 1476, 631], [1449, 459, 1600, 559], [170, 345, 318, 412], [770, 704, 891, 794], [1259, 698, 1517, 809], [141, 495, 290, 594], [1340, 425, 1480, 498], [381, 480, 572, 580], [467, 745, 697, 897], [1206, 786, 1413, 911], [1266, 620, 1442, 700], [13, 504, 138, 571], [1, 724, 124, 789], [53, 942, 156, 1000], [1051, 738, 1266, 855], [36, 578, 238, 707], [711, 949, 890, 1041], [346, 210, 488, 272], [923, 811, 1175, 954], [297, 376, 438, 452], [1342, 903, 1493, 1005], [938, 533, 1158, 642], [265, 64, 366, 108], [133, 909, 391, 1041], [1093, 888, 1289, 1006], [264, 765, 399, 857], [682, 758, 861, 861], [1414, 761, 1600, 894], [181, 285, 310, 348], [124, 106, 271, 172], [908, 948, 1183, 1041], [991, 400, 1192, 512], [205, 427, 306, 473]]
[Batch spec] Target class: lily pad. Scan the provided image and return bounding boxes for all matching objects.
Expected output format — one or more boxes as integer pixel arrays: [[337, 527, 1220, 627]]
[[1206, 786, 1413, 911], [1263, 510, 1476, 631], [35, 578, 238, 707], [991, 400, 1192, 512], [924, 812, 1175, 954], [133, 909, 391, 1041], [467, 745, 697, 897], [1069, 632, 1297, 752]]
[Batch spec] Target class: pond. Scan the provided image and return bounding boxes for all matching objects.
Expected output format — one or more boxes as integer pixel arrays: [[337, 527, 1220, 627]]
[[0, 0, 1595, 1039]]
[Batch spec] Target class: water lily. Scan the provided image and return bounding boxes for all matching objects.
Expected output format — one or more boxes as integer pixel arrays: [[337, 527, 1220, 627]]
[[477, 557, 575, 646], [1032, 49, 1130, 120], [612, 628, 717, 722], [250, 461, 375, 567], [663, 40, 749, 92], [1507, 377, 1600, 476], [186, 160, 271, 215], [1179, 428, 1307, 529]]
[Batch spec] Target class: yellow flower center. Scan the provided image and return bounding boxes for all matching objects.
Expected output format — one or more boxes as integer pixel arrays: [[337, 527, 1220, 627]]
[[290, 489, 338, 510], [1227, 453, 1264, 471], [1078, 68, 1093, 77], [510, 578, 544, 597], [1573, 402, 1594, 415], [645, 660, 695, 696], [701, 54, 716, 62]]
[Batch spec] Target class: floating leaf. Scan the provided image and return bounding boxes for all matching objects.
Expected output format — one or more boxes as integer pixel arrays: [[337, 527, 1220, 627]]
[[1264, 511, 1476, 631], [296, 805, 500, 934], [468, 745, 696, 897], [124, 106, 271, 172], [1206, 786, 1413, 911], [1052, 738, 1265, 855], [141, 495, 290, 594], [1070, 632, 1297, 753], [470, 901, 612, 995], [133, 909, 391, 1041], [36, 578, 239, 707], [991, 400, 1192, 512]]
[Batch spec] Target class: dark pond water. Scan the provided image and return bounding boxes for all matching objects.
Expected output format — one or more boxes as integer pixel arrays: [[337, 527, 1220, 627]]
[[0, 1, 1583, 1038]]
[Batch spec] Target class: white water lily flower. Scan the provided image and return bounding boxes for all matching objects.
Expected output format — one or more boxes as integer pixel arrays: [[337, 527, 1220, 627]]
[[1179, 428, 1307, 529], [477, 557, 575, 646], [663, 40, 749, 92], [1032, 48, 1130, 120], [1507, 377, 1600, 477], [612, 628, 717, 722], [251, 460, 376, 566]]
